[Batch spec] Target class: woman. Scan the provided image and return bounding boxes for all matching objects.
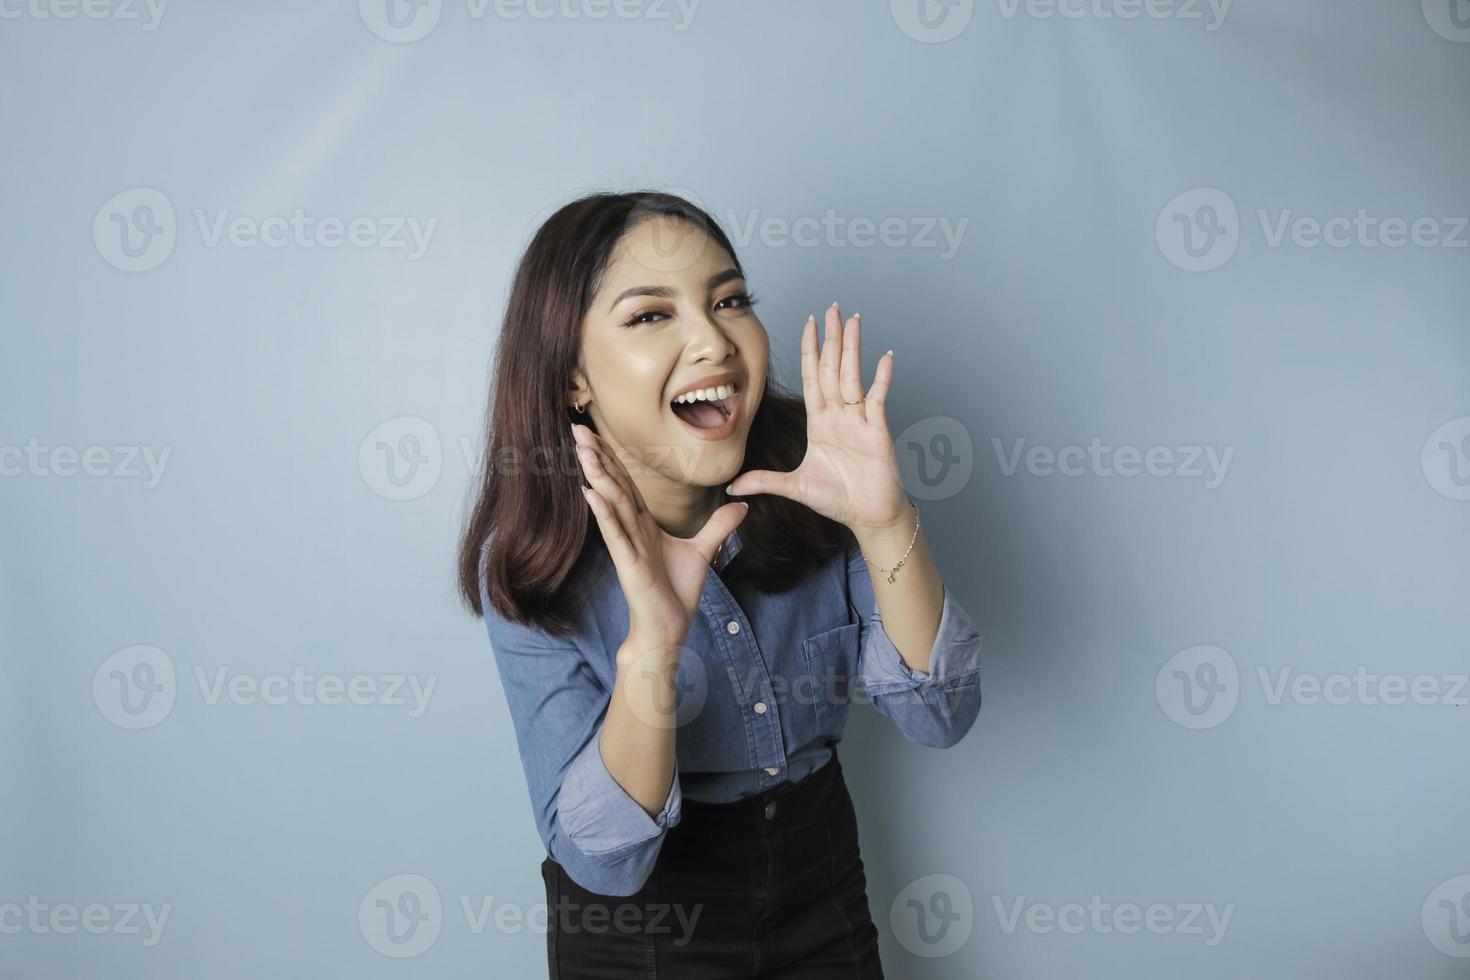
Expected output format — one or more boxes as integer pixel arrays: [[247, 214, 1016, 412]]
[[457, 191, 983, 978]]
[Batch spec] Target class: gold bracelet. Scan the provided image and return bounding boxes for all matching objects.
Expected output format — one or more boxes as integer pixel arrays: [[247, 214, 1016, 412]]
[[862, 500, 920, 583]]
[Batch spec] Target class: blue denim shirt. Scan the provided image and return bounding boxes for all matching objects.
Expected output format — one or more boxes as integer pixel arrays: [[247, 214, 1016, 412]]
[[480, 528, 983, 896]]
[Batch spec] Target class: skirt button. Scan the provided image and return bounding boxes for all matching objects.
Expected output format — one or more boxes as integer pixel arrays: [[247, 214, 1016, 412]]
[[764, 800, 777, 820]]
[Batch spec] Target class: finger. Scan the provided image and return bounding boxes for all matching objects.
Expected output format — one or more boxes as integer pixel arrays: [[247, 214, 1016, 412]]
[[578, 425, 649, 515], [582, 486, 639, 570], [818, 303, 841, 405], [799, 315, 824, 411], [726, 468, 801, 501], [691, 501, 750, 563], [865, 348, 894, 433], [838, 312, 865, 414], [575, 442, 642, 538]]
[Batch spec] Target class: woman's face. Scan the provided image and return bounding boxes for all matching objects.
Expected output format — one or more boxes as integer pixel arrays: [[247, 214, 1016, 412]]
[[573, 215, 769, 491]]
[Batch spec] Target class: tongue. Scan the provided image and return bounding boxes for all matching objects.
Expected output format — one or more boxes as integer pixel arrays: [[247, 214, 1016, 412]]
[[672, 400, 727, 429]]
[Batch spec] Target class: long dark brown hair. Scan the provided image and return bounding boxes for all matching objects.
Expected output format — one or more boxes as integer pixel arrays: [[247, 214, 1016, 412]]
[[456, 191, 850, 635]]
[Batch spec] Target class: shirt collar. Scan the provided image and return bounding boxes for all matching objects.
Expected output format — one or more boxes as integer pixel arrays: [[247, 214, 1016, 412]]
[[714, 526, 743, 573]]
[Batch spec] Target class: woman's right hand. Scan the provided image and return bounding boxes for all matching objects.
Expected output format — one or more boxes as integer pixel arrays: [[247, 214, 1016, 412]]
[[572, 423, 749, 649]]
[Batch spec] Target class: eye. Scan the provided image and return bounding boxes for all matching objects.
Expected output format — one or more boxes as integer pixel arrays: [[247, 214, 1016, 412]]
[[622, 308, 669, 328], [715, 291, 759, 313]]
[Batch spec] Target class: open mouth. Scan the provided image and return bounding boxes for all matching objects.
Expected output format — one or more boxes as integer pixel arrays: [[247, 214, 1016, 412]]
[[669, 378, 742, 440]]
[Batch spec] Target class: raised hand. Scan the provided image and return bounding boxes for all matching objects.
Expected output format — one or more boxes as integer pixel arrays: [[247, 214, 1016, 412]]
[[727, 304, 909, 531], [573, 423, 749, 645]]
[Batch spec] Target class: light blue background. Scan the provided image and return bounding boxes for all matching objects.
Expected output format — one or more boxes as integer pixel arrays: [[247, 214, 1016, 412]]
[[2, 1, 1468, 977]]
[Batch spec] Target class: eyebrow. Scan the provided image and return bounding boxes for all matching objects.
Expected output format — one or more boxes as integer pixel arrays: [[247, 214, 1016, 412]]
[[606, 268, 745, 313]]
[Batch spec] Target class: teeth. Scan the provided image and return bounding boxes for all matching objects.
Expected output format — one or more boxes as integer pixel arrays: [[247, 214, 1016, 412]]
[[674, 383, 735, 405]]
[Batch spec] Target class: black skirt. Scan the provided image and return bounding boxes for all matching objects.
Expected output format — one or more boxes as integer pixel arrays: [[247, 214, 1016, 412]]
[[540, 749, 886, 978]]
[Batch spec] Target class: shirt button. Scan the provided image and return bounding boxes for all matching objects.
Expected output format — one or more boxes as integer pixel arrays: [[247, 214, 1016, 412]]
[[764, 800, 777, 820], [765, 766, 779, 775], [726, 621, 741, 635], [753, 701, 767, 715]]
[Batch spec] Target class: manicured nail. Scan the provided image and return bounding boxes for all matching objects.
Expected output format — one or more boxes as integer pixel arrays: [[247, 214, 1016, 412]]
[[739, 502, 750, 509], [725, 484, 737, 494], [830, 301, 838, 308], [885, 349, 894, 357]]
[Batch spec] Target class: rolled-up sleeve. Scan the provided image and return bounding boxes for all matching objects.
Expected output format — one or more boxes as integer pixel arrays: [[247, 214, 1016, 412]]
[[846, 542, 983, 748], [483, 598, 681, 896]]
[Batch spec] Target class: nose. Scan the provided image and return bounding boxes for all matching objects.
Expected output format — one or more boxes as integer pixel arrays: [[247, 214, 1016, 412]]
[[682, 308, 737, 364]]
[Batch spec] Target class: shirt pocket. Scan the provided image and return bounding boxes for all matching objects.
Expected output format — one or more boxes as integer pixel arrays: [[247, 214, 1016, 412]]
[[799, 621, 861, 734]]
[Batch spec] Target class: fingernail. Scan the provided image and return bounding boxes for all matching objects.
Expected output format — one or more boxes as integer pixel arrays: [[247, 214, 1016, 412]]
[[885, 349, 894, 357], [739, 502, 750, 509], [853, 312, 861, 319], [830, 301, 838, 308], [725, 484, 737, 494]]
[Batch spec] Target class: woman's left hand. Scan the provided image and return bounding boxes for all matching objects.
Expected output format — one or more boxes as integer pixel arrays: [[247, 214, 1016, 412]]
[[727, 304, 910, 532]]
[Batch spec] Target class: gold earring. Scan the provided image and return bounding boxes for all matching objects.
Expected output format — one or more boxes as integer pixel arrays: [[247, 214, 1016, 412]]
[[574, 401, 587, 414]]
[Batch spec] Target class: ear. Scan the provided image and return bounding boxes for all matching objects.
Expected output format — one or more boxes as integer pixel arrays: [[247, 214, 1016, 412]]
[[566, 369, 591, 412]]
